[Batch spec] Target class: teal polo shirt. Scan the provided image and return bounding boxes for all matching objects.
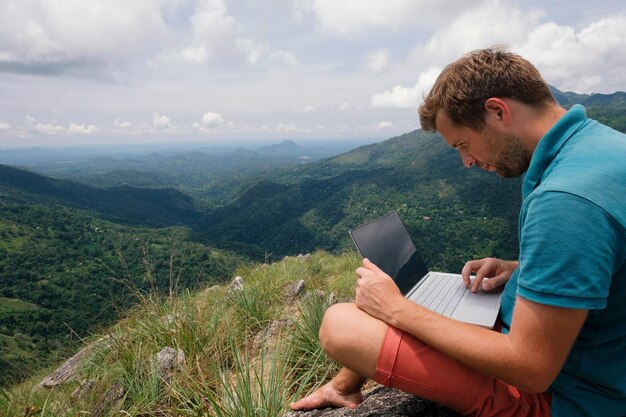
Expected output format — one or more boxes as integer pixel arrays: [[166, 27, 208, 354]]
[[499, 105, 626, 416]]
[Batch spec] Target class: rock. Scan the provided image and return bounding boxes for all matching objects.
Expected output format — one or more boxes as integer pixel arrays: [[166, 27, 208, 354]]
[[39, 336, 110, 389], [71, 379, 95, 400], [227, 276, 244, 296], [156, 347, 185, 383], [297, 253, 311, 261], [285, 279, 306, 299], [252, 317, 292, 351], [92, 382, 125, 417], [284, 386, 460, 417]]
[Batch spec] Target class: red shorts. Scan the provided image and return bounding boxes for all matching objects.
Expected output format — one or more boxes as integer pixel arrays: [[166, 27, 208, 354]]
[[373, 325, 552, 417]]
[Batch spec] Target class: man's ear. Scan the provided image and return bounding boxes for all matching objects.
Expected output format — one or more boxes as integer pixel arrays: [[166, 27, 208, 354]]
[[484, 98, 511, 126]]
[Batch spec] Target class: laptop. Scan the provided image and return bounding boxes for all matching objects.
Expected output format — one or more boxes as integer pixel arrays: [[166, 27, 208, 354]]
[[349, 211, 501, 328]]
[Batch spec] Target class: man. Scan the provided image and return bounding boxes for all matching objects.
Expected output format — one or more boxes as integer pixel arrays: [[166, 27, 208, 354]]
[[291, 48, 626, 416]]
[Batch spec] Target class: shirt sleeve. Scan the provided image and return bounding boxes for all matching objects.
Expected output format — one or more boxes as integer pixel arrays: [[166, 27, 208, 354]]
[[517, 191, 623, 309]]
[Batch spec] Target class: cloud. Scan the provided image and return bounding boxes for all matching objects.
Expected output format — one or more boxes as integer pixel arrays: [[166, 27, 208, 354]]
[[68, 123, 98, 134], [269, 50, 299, 67], [35, 123, 65, 135], [114, 118, 133, 129], [365, 49, 391, 75], [402, 2, 625, 94], [409, 1, 543, 67], [338, 101, 352, 111], [202, 111, 225, 126], [371, 67, 441, 108], [152, 112, 172, 129], [0, 122, 11, 130], [376, 121, 393, 129], [0, 0, 168, 75], [517, 14, 626, 93], [160, 0, 270, 66], [296, 105, 316, 113], [295, 0, 483, 35]]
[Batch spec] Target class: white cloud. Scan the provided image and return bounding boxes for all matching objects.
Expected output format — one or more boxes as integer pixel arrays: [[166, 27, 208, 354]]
[[114, 118, 133, 129], [296, 105, 316, 113], [409, 1, 543, 67], [371, 67, 441, 108], [403, 2, 625, 94], [35, 123, 65, 135], [160, 0, 269, 66], [0, 0, 167, 74], [0, 122, 11, 130], [517, 14, 626, 93], [338, 101, 352, 111], [365, 49, 391, 75], [376, 121, 393, 129], [295, 0, 483, 35], [202, 111, 225, 126], [68, 123, 98, 134], [270, 50, 299, 67], [276, 123, 297, 132], [236, 39, 269, 65], [152, 112, 171, 129]]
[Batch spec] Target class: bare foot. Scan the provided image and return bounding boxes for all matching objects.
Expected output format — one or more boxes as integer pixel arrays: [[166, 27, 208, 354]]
[[290, 381, 363, 411]]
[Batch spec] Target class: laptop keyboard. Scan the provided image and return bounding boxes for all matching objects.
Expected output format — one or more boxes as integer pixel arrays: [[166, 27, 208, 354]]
[[408, 273, 469, 317]]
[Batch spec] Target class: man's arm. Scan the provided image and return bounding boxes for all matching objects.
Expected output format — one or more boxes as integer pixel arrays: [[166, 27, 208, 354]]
[[355, 259, 588, 392]]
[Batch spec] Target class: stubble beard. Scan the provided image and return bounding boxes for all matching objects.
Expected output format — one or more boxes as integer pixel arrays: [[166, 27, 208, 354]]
[[485, 130, 532, 178]]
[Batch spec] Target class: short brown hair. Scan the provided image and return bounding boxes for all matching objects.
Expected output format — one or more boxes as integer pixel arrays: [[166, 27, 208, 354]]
[[418, 48, 555, 132]]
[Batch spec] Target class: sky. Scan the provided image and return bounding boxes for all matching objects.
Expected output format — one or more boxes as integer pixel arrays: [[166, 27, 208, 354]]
[[0, 0, 624, 148]]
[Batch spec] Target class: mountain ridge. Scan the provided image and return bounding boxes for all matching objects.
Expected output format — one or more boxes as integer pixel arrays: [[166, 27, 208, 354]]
[[0, 164, 203, 227]]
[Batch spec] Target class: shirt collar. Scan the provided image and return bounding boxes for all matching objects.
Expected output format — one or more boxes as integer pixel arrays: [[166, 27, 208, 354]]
[[522, 104, 588, 199]]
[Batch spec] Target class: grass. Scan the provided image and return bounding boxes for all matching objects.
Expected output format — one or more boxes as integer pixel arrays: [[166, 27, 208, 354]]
[[0, 297, 39, 315], [0, 250, 360, 416]]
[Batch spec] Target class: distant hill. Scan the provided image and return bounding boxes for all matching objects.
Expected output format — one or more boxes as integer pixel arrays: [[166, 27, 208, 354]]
[[258, 139, 301, 155], [551, 86, 626, 132], [0, 165, 202, 227]]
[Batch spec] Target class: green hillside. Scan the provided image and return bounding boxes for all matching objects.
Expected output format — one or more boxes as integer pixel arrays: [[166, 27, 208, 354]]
[[0, 165, 203, 227], [193, 130, 522, 271], [0, 200, 245, 386], [0, 251, 359, 417]]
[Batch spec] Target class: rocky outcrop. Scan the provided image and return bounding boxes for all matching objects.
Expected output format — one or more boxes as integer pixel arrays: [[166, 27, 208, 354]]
[[284, 386, 460, 417]]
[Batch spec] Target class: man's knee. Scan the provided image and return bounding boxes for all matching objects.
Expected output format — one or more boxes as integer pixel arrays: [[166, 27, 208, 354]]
[[318, 303, 357, 357], [317, 302, 387, 377]]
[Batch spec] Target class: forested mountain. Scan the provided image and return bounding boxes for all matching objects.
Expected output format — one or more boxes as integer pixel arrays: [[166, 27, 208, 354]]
[[0, 165, 203, 227], [0, 200, 244, 386], [550, 87, 626, 131], [4, 139, 363, 206], [192, 130, 522, 270]]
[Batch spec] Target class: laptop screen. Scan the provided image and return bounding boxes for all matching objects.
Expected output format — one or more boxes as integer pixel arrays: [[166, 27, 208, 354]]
[[349, 212, 429, 295]]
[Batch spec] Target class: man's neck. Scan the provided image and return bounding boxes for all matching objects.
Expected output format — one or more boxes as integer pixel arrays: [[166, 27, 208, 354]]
[[507, 100, 566, 154]]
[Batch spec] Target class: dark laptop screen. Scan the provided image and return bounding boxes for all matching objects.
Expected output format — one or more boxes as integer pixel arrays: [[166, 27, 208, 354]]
[[349, 212, 429, 295]]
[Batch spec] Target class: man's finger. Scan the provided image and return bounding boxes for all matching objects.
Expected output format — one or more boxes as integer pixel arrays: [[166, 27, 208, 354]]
[[462, 260, 479, 288], [471, 271, 485, 293], [482, 273, 508, 291], [363, 258, 384, 273]]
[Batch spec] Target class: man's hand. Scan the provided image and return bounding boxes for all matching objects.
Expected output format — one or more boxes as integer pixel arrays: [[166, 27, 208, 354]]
[[354, 258, 405, 322], [462, 257, 518, 293]]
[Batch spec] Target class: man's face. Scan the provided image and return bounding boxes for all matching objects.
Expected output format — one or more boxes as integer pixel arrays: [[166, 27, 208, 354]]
[[435, 111, 531, 178]]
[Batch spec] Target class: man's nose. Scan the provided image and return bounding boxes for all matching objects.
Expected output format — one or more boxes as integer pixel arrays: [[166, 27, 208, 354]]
[[460, 151, 476, 168]]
